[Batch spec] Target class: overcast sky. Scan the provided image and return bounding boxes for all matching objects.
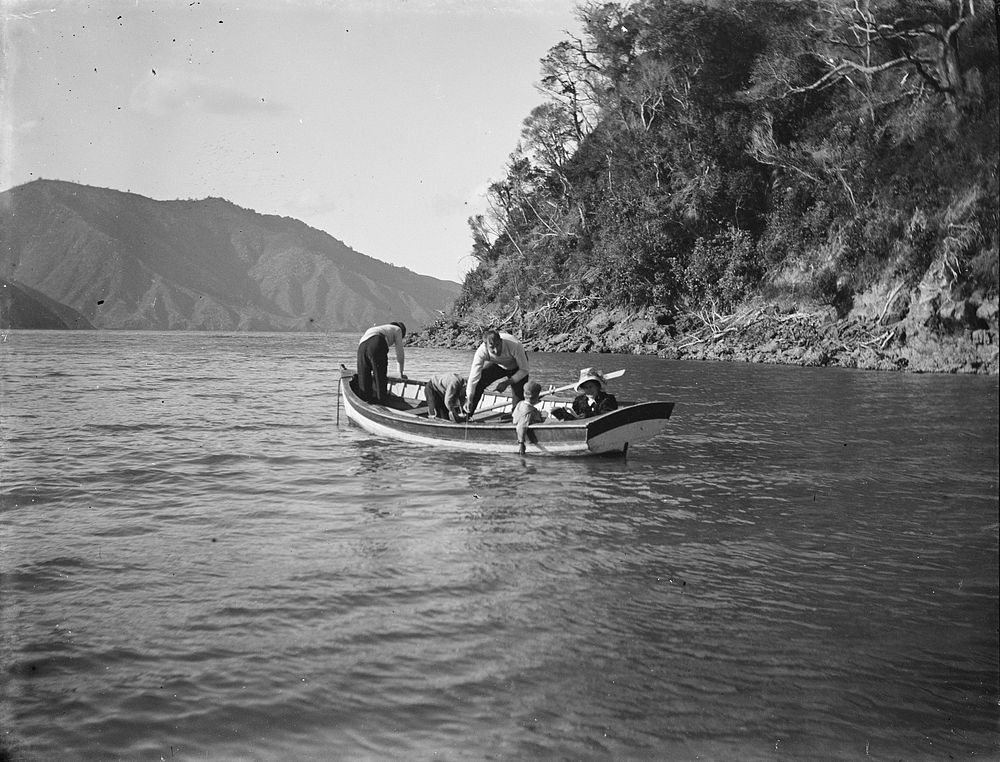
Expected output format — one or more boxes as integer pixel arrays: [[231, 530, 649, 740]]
[[1, 0, 582, 282]]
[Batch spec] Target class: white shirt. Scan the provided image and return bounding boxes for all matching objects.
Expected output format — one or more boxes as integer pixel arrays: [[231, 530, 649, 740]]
[[359, 324, 405, 375], [466, 332, 528, 399]]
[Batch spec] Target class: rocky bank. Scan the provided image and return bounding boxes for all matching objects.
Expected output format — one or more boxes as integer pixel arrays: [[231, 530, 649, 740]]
[[409, 273, 999, 375]]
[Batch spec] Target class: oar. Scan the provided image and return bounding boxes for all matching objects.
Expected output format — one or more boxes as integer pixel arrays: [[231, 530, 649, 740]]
[[337, 363, 349, 425], [471, 369, 626, 419]]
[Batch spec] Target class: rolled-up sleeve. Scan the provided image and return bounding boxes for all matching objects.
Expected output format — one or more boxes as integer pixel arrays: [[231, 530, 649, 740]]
[[388, 326, 405, 373], [467, 346, 486, 398], [394, 339, 405, 373], [507, 339, 528, 371]]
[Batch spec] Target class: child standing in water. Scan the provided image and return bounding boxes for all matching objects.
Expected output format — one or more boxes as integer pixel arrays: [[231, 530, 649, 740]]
[[512, 381, 548, 454]]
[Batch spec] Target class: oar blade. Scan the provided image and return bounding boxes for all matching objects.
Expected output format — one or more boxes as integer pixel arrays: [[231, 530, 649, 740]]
[[471, 368, 626, 419]]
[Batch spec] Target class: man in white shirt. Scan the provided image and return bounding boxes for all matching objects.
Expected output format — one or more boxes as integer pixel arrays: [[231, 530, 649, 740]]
[[356, 321, 406, 403], [465, 328, 529, 417]]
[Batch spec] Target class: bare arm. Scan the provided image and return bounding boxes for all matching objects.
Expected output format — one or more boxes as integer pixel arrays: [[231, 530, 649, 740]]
[[392, 327, 405, 376], [466, 346, 486, 399]]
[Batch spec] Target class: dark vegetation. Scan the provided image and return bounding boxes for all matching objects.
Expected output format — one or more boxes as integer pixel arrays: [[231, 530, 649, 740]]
[[423, 0, 998, 372]]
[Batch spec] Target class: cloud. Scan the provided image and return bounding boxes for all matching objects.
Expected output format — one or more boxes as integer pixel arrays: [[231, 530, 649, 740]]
[[1, 7, 57, 22], [275, 0, 573, 18], [13, 119, 42, 135], [288, 187, 339, 218], [129, 68, 289, 117], [467, 178, 496, 204], [431, 188, 482, 219]]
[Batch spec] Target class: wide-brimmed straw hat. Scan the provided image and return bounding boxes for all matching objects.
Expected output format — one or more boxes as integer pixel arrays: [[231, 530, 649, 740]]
[[574, 367, 606, 392]]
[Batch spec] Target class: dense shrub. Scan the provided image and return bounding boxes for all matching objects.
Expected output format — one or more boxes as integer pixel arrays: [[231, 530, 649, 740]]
[[684, 227, 762, 310], [454, 266, 488, 317], [450, 0, 997, 325]]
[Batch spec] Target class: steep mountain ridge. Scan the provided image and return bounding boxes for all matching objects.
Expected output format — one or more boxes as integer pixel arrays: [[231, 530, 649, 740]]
[[0, 278, 95, 330], [0, 179, 459, 331]]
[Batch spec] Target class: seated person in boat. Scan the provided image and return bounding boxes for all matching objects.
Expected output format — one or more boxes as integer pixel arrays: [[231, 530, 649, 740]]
[[425, 372, 467, 421], [356, 321, 406, 403], [551, 367, 618, 420], [512, 381, 548, 453], [465, 328, 529, 417]]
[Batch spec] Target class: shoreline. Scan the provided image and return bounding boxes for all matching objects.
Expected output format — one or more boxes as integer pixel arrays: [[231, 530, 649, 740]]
[[409, 296, 999, 375]]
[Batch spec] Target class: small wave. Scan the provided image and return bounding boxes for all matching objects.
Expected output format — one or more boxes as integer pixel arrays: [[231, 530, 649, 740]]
[[98, 466, 178, 486], [0, 484, 81, 510], [175, 453, 249, 467], [8, 652, 94, 679], [86, 422, 171, 433], [91, 524, 156, 538], [5, 555, 93, 592], [31, 555, 90, 571]]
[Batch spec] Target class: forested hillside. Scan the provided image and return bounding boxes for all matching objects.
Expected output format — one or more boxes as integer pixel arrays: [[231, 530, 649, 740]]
[[417, 0, 998, 373], [1, 180, 459, 332]]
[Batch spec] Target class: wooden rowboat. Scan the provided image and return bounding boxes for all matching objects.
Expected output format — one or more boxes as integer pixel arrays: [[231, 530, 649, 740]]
[[338, 367, 675, 456]]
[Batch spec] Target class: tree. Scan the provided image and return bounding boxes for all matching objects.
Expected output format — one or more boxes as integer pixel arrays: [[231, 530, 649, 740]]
[[793, 0, 984, 115]]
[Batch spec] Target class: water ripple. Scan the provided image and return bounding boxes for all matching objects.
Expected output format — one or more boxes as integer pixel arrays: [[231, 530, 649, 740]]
[[1, 332, 996, 761]]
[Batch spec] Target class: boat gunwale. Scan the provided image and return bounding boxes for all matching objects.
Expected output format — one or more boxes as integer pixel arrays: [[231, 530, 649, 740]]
[[338, 369, 674, 455]]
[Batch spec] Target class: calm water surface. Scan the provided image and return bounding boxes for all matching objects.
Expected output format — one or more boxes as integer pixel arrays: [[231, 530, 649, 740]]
[[1, 331, 997, 761]]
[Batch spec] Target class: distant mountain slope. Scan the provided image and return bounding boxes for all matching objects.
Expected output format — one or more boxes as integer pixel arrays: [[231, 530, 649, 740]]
[[0, 179, 459, 331], [0, 277, 95, 329]]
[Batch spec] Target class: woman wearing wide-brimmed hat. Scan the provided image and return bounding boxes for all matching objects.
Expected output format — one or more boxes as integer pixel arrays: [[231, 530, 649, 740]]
[[549, 367, 619, 420], [571, 367, 618, 418]]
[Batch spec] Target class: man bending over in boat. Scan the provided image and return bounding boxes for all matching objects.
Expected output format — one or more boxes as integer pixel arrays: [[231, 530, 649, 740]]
[[464, 328, 529, 418], [425, 372, 467, 421], [356, 321, 406, 404]]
